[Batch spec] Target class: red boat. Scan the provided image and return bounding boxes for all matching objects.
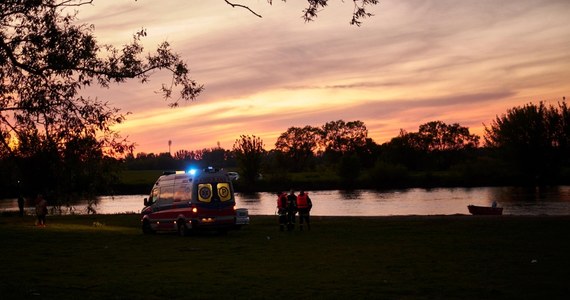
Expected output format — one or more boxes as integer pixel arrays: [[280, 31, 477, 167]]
[[467, 205, 503, 215]]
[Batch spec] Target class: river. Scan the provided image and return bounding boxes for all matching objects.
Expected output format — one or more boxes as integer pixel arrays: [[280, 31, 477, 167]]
[[2, 186, 570, 216]]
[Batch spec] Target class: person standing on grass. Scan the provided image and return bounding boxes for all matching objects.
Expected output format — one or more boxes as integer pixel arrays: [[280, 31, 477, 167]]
[[286, 189, 298, 231], [35, 194, 47, 227], [297, 190, 313, 231], [276, 191, 288, 231]]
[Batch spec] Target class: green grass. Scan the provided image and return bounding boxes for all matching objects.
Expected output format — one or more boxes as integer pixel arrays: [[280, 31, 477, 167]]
[[1, 214, 569, 299]]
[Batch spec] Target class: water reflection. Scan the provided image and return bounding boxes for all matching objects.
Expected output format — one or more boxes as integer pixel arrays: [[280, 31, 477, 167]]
[[491, 186, 570, 203], [1, 186, 570, 216], [237, 192, 263, 203], [338, 190, 362, 200]]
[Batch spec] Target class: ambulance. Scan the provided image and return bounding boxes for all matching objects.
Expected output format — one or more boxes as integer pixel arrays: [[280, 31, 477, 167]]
[[141, 167, 249, 236]]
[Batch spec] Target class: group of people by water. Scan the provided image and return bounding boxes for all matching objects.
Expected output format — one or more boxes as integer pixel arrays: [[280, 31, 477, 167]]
[[276, 189, 313, 231]]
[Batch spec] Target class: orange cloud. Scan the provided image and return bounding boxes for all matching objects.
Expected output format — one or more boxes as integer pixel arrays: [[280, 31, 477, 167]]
[[78, 0, 570, 153]]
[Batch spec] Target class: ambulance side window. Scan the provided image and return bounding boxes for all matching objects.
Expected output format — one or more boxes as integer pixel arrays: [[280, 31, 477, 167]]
[[174, 185, 192, 202], [150, 188, 159, 205], [157, 186, 174, 206]]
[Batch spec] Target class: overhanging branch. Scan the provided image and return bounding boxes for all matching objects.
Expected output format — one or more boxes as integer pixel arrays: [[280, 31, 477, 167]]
[[224, 0, 263, 18]]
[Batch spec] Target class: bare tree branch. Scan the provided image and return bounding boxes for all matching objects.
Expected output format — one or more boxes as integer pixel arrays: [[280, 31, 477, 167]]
[[224, 0, 263, 18], [226, 0, 380, 25]]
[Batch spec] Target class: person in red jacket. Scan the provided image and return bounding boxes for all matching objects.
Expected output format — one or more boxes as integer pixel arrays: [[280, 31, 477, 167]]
[[296, 190, 312, 231], [276, 191, 288, 231]]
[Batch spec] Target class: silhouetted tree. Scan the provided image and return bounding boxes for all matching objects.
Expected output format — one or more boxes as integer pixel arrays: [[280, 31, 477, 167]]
[[320, 120, 368, 164], [367, 160, 409, 188], [380, 129, 427, 171], [174, 150, 199, 161], [382, 121, 480, 171], [233, 135, 265, 184], [484, 100, 570, 184], [201, 147, 229, 168], [354, 137, 381, 169], [338, 154, 361, 186], [0, 0, 202, 196], [275, 126, 321, 171], [61, 136, 118, 195], [418, 121, 480, 151]]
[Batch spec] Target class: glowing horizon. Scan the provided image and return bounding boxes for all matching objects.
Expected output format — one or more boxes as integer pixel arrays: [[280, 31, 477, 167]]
[[77, 1, 570, 154]]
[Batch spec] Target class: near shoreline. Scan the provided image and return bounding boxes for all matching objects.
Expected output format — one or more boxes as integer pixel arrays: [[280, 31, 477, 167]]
[[1, 214, 569, 299]]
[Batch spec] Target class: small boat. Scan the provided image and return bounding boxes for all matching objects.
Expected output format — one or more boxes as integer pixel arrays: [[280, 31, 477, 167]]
[[467, 205, 503, 215]]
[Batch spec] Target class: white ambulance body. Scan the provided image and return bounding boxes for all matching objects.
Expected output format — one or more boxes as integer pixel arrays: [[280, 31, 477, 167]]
[[141, 168, 249, 235]]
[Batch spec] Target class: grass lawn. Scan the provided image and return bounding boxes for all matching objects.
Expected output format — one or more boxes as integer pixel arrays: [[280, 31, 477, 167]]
[[1, 214, 569, 299]]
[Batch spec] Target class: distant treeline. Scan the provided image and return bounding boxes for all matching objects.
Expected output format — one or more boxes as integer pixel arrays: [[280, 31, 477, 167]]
[[1, 100, 569, 198], [118, 101, 570, 192]]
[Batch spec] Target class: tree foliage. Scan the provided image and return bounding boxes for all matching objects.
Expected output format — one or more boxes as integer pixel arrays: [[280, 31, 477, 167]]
[[117, 107, 569, 191], [484, 101, 570, 183], [0, 0, 202, 154], [389, 121, 479, 153], [243, 0, 380, 26], [0, 0, 203, 197], [0, 0, 381, 197], [274, 125, 321, 171], [337, 153, 361, 185], [321, 120, 368, 155], [417, 121, 480, 151], [273, 120, 371, 170], [380, 129, 426, 171], [294, 0, 380, 26], [233, 135, 265, 184], [382, 121, 480, 171]]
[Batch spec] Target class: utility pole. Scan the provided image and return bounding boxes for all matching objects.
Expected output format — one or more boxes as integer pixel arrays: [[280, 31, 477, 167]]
[[168, 140, 172, 156]]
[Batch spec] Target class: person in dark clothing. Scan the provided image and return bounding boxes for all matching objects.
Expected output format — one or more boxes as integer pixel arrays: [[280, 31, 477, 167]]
[[276, 191, 288, 231], [286, 189, 297, 231], [297, 190, 313, 231], [17, 195, 25, 217], [35, 194, 47, 227]]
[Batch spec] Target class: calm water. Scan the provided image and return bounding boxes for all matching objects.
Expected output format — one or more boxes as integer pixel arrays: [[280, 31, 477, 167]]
[[2, 186, 570, 216]]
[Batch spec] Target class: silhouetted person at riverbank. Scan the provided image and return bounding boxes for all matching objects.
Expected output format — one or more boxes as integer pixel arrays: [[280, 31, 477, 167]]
[[297, 190, 313, 231], [35, 194, 47, 227], [276, 191, 288, 231], [286, 189, 297, 231], [17, 195, 24, 217]]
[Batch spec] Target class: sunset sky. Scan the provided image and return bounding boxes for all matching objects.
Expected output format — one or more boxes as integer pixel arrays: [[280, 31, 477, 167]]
[[77, 0, 570, 154]]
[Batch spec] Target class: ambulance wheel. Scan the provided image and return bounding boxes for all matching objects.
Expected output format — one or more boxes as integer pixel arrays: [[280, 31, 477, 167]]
[[142, 220, 154, 235], [177, 220, 189, 237]]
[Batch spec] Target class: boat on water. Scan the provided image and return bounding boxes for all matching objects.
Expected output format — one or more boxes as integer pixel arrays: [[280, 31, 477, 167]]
[[467, 205, 503, 215]]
